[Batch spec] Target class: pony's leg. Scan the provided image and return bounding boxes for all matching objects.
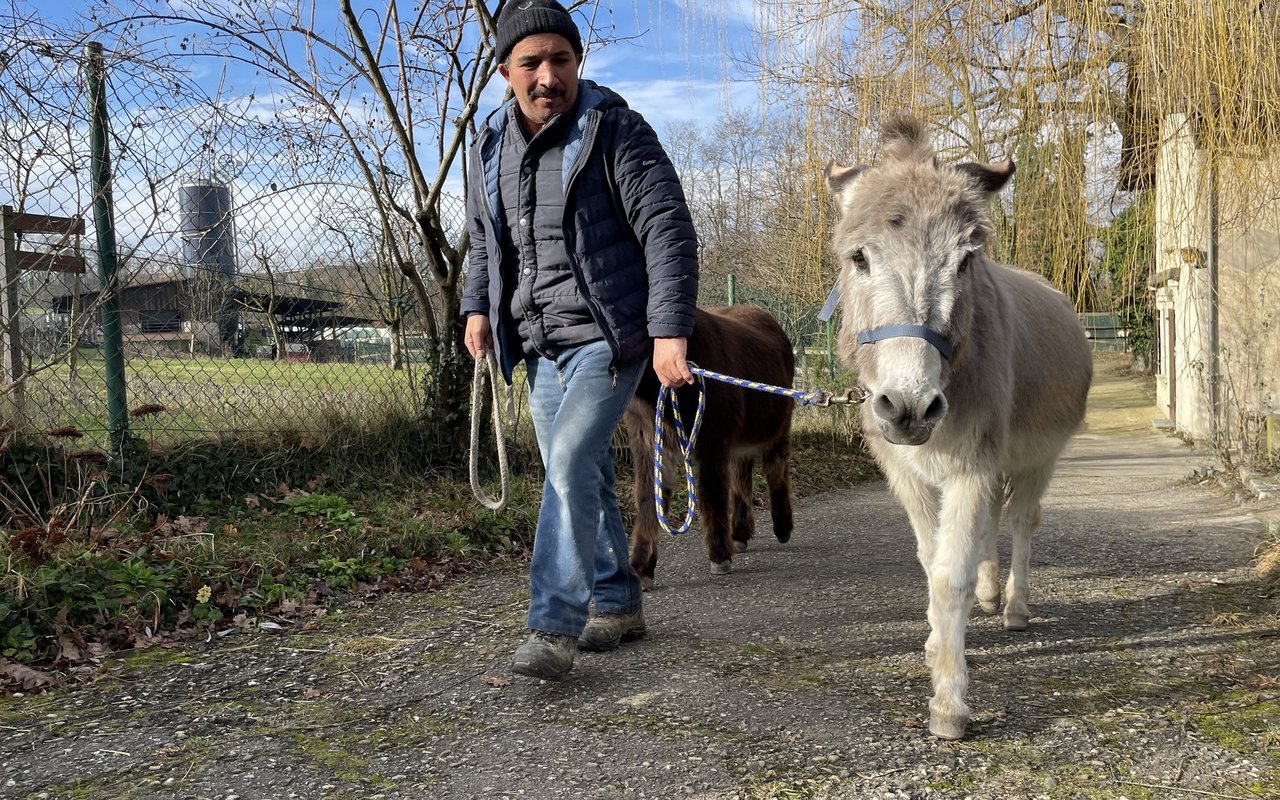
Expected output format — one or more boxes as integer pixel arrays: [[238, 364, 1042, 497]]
[[975, 478, 1006, 615], [730, 456, 756, 551], [1002, 467, 1052, 631], [624, 402, 660, 591], [696, 446, 735, 574], [926, 472, 991, 741], [763, 432, 793, 544]]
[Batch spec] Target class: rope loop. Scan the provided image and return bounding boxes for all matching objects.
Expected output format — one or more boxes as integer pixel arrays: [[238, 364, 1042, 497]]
[[469, 351, 513, 512], [652, 372, 705, 535]]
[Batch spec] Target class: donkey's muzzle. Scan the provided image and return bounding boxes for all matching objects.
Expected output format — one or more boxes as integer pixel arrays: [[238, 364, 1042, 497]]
[[872, 388, 948, 445]]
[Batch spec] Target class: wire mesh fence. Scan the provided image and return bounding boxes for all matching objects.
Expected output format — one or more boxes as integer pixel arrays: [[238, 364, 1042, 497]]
[[3, 37, 441, 453], [2, 34, 845, 460], [697, 272, 840, 389]]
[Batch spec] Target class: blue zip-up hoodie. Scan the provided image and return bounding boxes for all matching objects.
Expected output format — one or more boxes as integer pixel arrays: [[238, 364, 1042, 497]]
[[461, 80, 699, 383]]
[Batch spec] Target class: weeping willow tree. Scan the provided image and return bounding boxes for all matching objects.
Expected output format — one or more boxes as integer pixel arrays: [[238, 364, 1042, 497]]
[[704, 1, 1268, 274], [720, 1, 1146, 313], [702, 0, 1278, 457]]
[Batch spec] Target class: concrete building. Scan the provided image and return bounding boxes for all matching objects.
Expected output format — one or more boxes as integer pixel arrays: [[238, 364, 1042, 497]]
[[1150, 112, 1280, 458]]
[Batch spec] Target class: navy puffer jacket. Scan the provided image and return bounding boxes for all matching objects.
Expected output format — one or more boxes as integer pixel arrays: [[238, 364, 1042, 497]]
[[461, 80, 699, 383]]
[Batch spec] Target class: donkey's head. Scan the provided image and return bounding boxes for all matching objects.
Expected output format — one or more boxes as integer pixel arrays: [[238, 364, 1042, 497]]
[[825, 115, 1013, 446]]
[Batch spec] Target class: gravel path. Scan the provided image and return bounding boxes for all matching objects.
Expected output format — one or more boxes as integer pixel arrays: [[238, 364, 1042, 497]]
[[3, 368, 1278, 800]]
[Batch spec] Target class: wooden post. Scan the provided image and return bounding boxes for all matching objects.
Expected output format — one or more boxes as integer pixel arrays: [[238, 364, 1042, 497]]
[[1, 206, 25, 425], [1, 207, 88, 429]]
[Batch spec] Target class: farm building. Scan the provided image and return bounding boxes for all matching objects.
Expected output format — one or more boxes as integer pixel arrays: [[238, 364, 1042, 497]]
[[1150, 111, 1280, 457], [50, 275, 375, 361]]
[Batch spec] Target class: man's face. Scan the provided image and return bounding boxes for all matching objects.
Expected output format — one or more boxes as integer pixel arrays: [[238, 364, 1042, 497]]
[[499, 33, 580, 133]]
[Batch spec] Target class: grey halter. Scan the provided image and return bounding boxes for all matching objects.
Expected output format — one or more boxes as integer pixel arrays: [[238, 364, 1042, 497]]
[[855, 325, 954, 360]]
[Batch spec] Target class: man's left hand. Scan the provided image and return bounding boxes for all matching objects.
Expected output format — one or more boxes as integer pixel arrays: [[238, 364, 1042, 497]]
[[653, 337, 693, 388]]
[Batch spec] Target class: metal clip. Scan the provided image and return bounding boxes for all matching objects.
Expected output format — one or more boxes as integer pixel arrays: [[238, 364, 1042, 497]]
[[807, 387, 868, 407]]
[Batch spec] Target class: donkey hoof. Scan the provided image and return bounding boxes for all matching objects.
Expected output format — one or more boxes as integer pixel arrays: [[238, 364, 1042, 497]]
[[977, 596, 1000, 615], [929, 713, 968, 741], [640, 575, 655, 592], [733, 538, 749, 553], [774, 527, 792, 544], [709, 560, 732, 576], [1004, 612, 1029, 631]]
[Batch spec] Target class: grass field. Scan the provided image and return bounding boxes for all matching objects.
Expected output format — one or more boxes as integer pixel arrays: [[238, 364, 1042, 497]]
[[17, 351, 424, 449]]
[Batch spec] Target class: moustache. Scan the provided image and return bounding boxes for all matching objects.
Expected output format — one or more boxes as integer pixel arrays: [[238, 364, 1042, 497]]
[[530, 87, 564, 99]]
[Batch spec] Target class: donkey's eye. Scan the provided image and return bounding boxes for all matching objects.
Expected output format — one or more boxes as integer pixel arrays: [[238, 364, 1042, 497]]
[[851, 249, 869, 271], [958, 251, 974, 273]]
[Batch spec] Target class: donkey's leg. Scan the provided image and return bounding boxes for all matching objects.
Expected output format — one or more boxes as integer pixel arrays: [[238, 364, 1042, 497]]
[[763, 433, 794, 544], [1002, 467, 1052, 631], [624, 402, 660, 591], [926, 472, 991, 741], [975, 478, 1006, 615], [730, 456, 756, 552], [879, 460, 940, 662]]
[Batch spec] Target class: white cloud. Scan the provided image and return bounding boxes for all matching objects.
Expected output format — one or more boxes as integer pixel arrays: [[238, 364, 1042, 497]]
[[608, 77, 756, 132]]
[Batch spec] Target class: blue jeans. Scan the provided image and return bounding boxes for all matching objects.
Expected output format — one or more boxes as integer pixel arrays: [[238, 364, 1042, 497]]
[[524, 340, 645, 638]]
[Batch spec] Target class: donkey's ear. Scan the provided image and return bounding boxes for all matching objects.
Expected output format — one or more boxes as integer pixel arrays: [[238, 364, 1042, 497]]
[[956, 158, 1015, 194], [824, 162, 866, 214]]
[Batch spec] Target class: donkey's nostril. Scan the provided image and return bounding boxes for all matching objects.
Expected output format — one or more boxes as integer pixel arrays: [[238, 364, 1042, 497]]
[[923, 394, 947, 424], [874, 393, 899, 423]]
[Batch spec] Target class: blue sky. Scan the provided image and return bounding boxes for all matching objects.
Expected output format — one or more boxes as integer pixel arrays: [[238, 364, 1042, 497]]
[[25, 0, 761, 136]]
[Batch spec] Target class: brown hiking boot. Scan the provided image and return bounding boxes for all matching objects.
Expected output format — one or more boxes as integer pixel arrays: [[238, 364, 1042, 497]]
[[578, 609, 646, 652], [512, 631, 576, 679]]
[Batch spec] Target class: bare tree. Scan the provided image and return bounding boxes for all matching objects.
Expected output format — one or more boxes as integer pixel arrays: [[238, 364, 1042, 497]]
[[322, 206, 418, 371]]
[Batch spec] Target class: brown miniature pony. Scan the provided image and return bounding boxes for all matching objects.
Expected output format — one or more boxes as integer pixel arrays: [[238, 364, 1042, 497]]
[[625, 305, 796, 589]]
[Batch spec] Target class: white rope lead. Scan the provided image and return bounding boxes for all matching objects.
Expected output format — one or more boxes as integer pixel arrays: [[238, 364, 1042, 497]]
[[469, 350, 513, 512]]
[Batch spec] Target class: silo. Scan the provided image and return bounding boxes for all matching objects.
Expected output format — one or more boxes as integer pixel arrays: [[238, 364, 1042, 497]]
[[179, 181, 236, 280], [178, 181, 238, 351]]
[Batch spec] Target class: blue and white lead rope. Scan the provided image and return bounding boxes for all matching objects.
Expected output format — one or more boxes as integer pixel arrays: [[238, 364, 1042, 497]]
[[652, 370, 705, 535], [652, 362, 866, 535]]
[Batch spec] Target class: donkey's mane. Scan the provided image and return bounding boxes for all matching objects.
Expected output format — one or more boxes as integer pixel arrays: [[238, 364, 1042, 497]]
[[879, 114, 934, 163]]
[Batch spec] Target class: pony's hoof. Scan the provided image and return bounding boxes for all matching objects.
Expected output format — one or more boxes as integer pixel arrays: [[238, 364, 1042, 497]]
[[640, 575, 655, 592], [977, 596, 1000, 615], [929, 713, 968, 741], [733, 538, 749, 553], [774, 528, 792, 544], [709, 560, 732, 576], [1004, 612, 1029, 631]]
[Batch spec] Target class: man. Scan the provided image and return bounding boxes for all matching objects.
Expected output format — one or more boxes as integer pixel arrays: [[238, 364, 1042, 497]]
[[461, 0, 699, 679]]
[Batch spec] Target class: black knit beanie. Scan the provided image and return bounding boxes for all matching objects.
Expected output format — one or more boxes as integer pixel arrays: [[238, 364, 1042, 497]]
[[495, 0, 582, 63]]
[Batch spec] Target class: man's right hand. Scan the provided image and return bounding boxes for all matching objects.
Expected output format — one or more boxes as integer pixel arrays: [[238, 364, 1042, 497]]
[[464, 314, 492, 359]]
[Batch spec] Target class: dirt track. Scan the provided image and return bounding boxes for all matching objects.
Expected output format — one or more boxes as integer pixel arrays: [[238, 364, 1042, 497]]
[[2, 362, 1278, 800]]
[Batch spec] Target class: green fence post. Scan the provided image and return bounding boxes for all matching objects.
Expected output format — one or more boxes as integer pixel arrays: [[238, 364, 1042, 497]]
[[85, 41, 130, 459]]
